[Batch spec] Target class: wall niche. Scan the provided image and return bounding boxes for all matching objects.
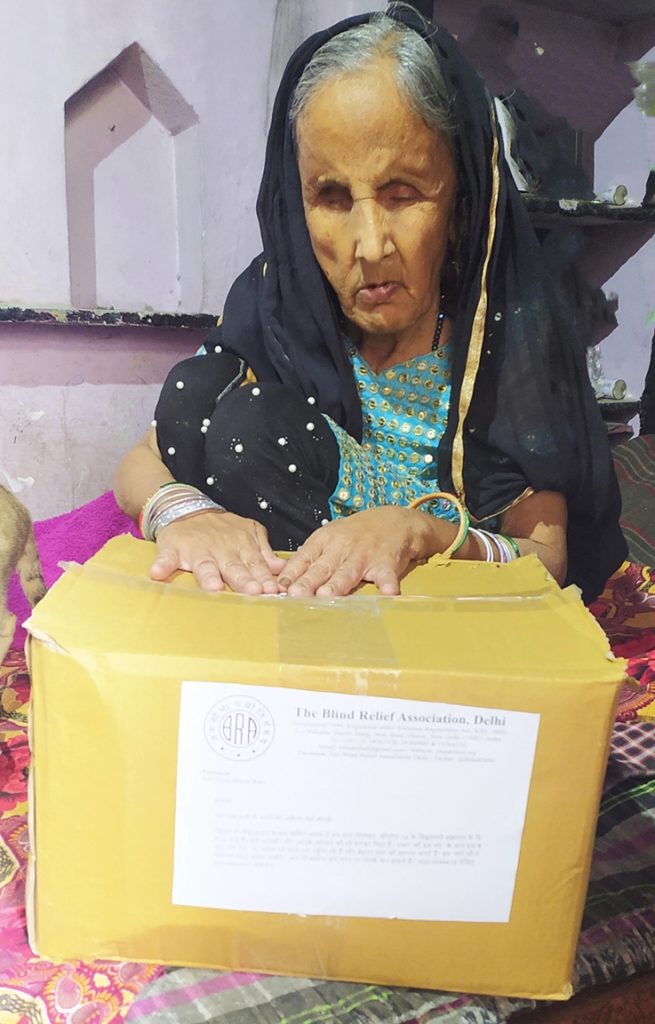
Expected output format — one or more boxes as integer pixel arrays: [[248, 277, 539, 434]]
[[65, 42, 201, 313]]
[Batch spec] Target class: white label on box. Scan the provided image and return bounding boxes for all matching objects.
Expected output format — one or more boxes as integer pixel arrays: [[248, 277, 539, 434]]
[[172, 682, 539, 922]]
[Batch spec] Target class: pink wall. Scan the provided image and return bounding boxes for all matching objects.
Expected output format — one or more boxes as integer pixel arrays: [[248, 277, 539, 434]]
[[0, 323, 204, 518], [0, 0, 381, 315], [0, 0, 277, 312], [0, 325, 201, 388]]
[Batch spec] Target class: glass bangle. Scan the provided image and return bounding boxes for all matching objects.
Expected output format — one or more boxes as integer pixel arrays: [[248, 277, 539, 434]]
[[407, 491, 470, 559]]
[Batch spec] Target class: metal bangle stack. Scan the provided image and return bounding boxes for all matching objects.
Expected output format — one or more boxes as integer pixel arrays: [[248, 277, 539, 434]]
[[469, 528, 519, 563], [140, 482, 225, 541]]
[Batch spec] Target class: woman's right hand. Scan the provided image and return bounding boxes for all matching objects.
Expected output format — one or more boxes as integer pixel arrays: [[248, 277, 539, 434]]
[[150, 510, 286, 595]]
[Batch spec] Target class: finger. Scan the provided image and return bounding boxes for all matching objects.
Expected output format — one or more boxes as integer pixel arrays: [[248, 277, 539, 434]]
[[286, 558, 346, 597], [150, 549, 181, 582], [253, 524, 287, 575], [218, 558, 273, 596], [278, 549, 315, 591], [369, 565, 402, 596], [316, 560, 401, 597], [263, 549, 286, 574], [191, 557, 226, 593], [314, 560, 369, 597], [239, 552, 282, 595]]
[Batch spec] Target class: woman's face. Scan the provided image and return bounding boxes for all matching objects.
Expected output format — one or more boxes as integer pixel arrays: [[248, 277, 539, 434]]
[[296, 57, 456, 343]]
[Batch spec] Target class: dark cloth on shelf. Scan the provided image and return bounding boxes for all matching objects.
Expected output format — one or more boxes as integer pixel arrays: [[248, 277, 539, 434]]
[[640, 329, 655, 435], [157, 3, 626, 601]]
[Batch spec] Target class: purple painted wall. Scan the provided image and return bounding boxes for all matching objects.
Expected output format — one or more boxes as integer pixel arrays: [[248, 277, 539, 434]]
[[1, 325, 199, 388], [0, 324, 203, 518], [0, 0, 382, 315]]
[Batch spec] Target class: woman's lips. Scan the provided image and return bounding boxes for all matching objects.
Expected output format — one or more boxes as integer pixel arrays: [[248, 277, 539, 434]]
[[357, 281, 400, 306]]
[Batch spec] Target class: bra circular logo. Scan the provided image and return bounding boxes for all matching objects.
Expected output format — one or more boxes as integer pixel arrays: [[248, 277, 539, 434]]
[[204, 695, 275, 762]]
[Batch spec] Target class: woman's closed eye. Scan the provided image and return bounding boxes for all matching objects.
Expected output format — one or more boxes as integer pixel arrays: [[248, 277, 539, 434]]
[[316, 184, 353, 210], [378, 182, 421, 207], [312, 181, 421, 211]]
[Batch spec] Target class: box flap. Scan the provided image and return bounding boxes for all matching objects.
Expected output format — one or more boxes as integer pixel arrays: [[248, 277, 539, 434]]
[[25, 535, 624, 685]]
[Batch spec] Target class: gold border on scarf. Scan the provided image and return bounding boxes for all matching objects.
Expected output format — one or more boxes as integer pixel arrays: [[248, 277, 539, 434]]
[[451, 103, 501, 508], [470, 485, 535, 525]]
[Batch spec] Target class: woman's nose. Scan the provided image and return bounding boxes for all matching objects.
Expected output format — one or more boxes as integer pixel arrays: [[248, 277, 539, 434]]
[[352, 200, 394, 264]]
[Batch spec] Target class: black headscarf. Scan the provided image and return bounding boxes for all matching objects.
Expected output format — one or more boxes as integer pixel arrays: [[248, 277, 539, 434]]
[[204, 3, 627, 601]]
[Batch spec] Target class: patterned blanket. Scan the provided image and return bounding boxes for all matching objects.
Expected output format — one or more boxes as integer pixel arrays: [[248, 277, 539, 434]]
[[0, 650, 162, 1023]]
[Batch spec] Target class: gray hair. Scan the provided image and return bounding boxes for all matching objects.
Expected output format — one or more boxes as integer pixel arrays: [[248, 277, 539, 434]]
[[289, 11, 455, 148]]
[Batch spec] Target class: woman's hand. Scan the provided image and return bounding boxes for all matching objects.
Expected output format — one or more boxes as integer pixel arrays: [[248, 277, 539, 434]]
[[278, 506, 457, 597], [150, 510, 286, 595]]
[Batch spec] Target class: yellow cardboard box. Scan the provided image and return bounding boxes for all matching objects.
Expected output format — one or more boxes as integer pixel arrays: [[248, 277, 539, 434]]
[[26, 536, 624, 999]]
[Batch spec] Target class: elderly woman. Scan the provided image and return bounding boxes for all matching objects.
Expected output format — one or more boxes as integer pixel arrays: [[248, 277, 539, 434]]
[[114, 3, 626, 602]]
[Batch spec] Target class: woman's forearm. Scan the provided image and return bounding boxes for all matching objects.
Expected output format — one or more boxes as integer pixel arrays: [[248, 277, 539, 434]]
[[113, 428, 174, 522], [501, 491, 567, 585], [419, 490, 568, 585]]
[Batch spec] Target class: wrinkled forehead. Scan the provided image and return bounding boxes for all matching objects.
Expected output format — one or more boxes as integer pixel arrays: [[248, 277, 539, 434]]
[[297, 57, 406, 125], [295, 59, 456, 186]]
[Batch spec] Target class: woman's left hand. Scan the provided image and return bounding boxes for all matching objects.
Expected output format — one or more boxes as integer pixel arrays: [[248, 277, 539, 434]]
[[278, 506, 456, 597]]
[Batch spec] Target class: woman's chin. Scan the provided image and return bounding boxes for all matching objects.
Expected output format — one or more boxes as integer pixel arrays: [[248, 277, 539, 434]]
[[348, 308, 416, 340]]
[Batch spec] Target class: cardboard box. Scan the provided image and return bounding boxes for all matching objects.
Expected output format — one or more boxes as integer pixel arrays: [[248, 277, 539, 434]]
[[26, 536, 624, 999]]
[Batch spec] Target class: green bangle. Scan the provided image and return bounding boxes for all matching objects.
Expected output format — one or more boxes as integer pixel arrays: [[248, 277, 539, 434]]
[[501, 533, 521, 558], [448, 507, 470, 555]]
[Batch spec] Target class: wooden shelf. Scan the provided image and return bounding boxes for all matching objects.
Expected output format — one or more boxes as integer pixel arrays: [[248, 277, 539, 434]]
[[598, 398, 640, 421], [0, 306, 216, 330], [520, 0, 655, 25], [523, 196, 655, 228]]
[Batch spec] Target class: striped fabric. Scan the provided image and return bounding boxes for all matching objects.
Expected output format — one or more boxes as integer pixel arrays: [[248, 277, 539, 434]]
[[613, 436, 655, 567]]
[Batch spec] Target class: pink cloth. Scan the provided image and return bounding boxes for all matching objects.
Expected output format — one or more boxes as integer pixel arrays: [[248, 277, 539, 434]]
[[8, 491, 139, 649]]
